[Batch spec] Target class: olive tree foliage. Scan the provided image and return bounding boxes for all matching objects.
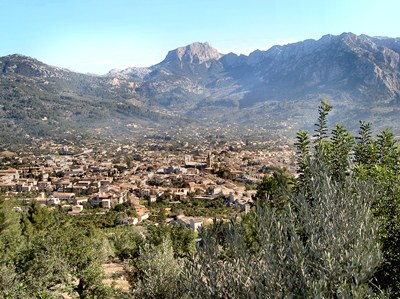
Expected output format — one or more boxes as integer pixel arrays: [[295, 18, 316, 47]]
[[354, 128, 400, 297], [131, 238, 183, 299], [106, 226, 144, 261], [132, 101, 399, 298], [180, 159, 383, 298], [0, 264, 21, 298], [294, 102, 400, 297]]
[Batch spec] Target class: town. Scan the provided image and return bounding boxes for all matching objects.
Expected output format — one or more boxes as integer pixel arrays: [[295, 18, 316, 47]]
[[0, 136, 295, 231]]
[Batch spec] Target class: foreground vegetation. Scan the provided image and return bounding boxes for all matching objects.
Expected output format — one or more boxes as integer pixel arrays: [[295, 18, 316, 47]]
[[1, 101, 400, 298]]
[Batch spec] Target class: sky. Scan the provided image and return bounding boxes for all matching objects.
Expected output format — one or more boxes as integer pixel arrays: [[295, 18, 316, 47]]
[[1, 0, 399, 74]]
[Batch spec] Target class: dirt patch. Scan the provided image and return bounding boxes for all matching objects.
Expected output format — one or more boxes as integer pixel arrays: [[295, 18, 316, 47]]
[[102, 262, 130, 292]]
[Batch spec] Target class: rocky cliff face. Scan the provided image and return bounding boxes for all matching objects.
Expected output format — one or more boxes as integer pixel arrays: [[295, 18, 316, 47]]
[[107, 33, 400, 134], [226, 33, 400, 107], [163, 42, 222, 66]]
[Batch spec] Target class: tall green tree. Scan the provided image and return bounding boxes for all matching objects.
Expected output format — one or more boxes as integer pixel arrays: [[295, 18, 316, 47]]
[[354, 121, 376, 166], [295, 130, 311, 192], [146, 224, 196, 257], [107, 226, 144, 261], [313, 100, 332, 152], [254, 166, 294, 208], [328, 124, 354, 182], [376, 129, 400, 170]]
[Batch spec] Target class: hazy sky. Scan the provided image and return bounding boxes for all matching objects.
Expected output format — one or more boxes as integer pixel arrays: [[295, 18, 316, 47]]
[[1, 0, 399, 74]]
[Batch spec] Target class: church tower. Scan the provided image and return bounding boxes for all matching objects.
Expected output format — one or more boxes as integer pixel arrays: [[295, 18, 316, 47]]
[[206, 151, 213, 168]]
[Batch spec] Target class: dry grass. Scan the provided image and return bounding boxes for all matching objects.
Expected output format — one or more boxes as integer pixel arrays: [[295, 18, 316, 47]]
[[102, 262, 130, 292]]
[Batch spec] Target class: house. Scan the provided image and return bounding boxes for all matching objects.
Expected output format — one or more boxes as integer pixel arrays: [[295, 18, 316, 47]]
[[75, 180, 92, 188], [207, 186, 222, 196], [15, 179, 38, 192], [139, 213, 149, 222], [73, 197, 89, 205], [0, 181, 16, 191], [100, 178, 113, 187], [72, 205, 84, 213], [189, 218, 203, 231], [52, 192, 76, 202], [101, 199, 111, 209], [119, 217, 139, 225], [176, 215, 188, 227], [38, 181, 52, 191], [0, 169, 19, 182], [176, 214, 204, 231], [47, 197, 61, 205], [68, 204, 84, 215], [54, 179, 73, 192]]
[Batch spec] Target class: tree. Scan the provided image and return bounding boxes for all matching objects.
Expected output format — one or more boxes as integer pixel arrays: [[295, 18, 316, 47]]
[[0, 198, 24, 261], [0, 198, 26, 298], [365, 130, 400, 297], [2, 201, 113, 298], [146, 224, 196, 257], [328, 124, 354, 182], [254, 166, 294, 208], [0, 264, 22, 298], [293, 104, 400, 297], [313, 100, 332, 151], [108, 226, 144, 261], [132, 238, 183, 299], [295, 130, 311, 193], [376, 129, 399, 170], [181, 159, 382, 298], [354, 121, 376, 167]]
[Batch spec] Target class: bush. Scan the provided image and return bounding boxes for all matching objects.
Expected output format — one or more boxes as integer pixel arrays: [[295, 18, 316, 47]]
[[132, 238, 183, 299], [180, 159, 383, 298]]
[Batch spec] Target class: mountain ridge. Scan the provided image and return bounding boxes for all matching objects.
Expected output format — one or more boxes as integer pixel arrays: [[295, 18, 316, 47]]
[[1, 32, 400, 145]]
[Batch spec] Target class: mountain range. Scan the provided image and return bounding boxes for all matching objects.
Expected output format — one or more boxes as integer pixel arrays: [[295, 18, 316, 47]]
[[1, 32, 400, 145]]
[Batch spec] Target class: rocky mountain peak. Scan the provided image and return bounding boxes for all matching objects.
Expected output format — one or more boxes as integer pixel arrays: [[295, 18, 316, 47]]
[[163, 42, 222, 65], [0, 54, 71, 78]]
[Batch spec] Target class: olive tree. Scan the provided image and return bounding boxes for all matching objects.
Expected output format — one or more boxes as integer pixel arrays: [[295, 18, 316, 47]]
[[181, 159, 383, 298]]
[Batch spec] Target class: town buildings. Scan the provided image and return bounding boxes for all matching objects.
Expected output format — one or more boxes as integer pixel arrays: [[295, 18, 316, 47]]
[[0, 137, 295, 229]]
